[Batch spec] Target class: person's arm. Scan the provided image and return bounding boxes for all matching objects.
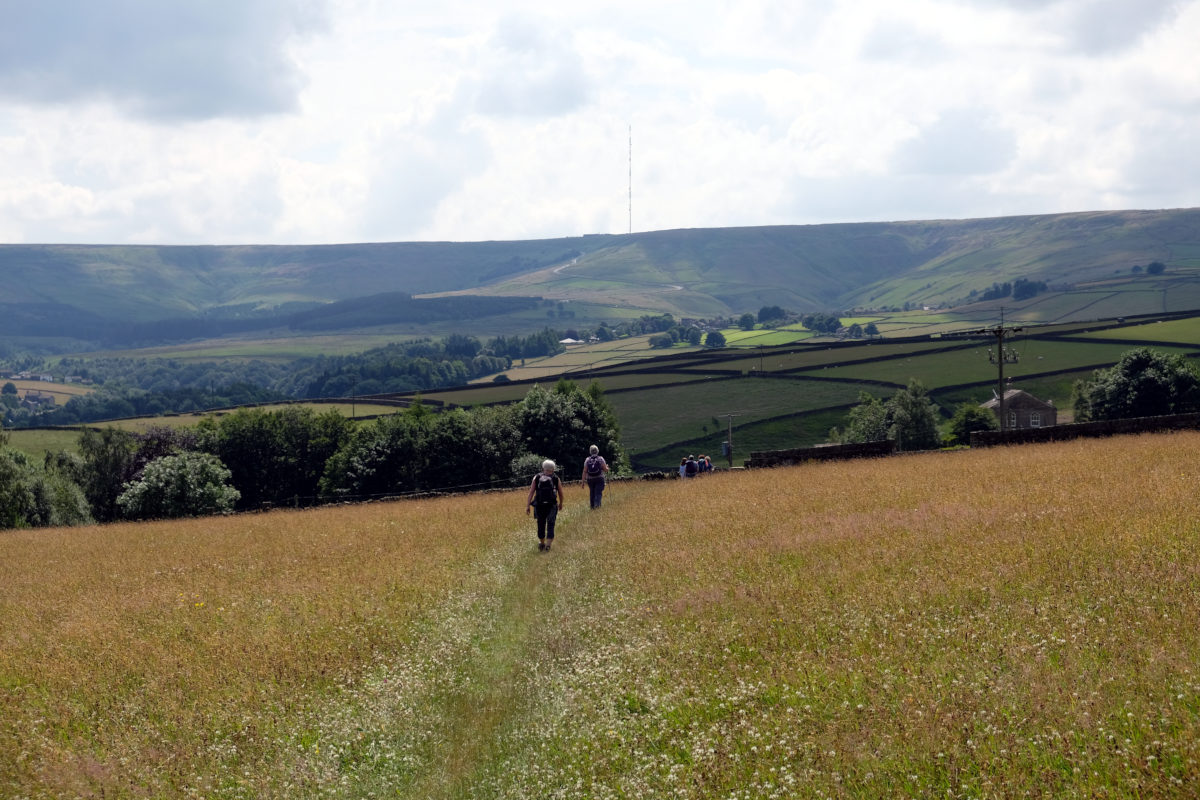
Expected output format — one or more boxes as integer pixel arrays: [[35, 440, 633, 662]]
[[525, 478, 536, 514], [556, 476, 565, 510], [602, 457, 610, 474]]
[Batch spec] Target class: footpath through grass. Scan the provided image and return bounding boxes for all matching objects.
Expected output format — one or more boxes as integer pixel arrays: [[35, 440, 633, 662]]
[[3, 434, 1200, 797]]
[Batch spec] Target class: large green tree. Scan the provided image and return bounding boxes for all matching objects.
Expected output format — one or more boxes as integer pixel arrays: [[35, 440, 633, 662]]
[[319, 409, 430, 500], [0, 447, 91, 529], [77, 427, 138, 522], [519, 381, 624, 479], [830, 392, 890, 444], [199, 406, 352, 509], [117, 452, 240, 520], [889, 380, 942, 451], [1073, 348, 1200, 421], [832, 380, 942, 451], [946, 402, 999, 446]]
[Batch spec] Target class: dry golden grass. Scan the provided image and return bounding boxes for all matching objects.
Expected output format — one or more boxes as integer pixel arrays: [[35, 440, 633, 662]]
[[3, 434, 1200, 798], [11, 379, 95, 402], [0, 492, 523, 797]]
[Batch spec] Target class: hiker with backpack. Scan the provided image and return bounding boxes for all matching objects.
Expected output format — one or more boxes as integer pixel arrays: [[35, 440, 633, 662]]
[[683, 454, 700, 478], [581, 444, 609, 509], [525, 459, 565, 551]]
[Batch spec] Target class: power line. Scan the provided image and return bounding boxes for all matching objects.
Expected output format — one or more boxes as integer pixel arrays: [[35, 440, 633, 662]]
[[970, 308, 1022, 431]]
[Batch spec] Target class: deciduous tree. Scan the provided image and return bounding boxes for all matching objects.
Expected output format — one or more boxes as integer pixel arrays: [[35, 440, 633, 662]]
[[946, 402, 998, 446], [1072, 347, 1200, 421], [117, 452, 240, 520]]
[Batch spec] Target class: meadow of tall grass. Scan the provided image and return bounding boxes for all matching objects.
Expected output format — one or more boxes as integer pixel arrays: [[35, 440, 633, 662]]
[[2, 432, 1198, 798]]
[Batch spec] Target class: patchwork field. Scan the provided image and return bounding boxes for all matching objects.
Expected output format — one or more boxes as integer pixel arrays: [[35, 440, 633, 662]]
[[2, 432, 1198, 798], [8, 379, 94, 403]]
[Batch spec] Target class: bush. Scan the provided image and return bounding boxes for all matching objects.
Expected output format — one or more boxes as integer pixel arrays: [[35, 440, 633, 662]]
[[0, 447, 92, 529], [509, 453, 547, 488], [946, 402, 999, 446], [117, 452, 240, 520], [1073, 347, 1200, 421]]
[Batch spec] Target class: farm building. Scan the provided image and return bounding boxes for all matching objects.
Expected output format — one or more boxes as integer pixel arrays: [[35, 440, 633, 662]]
[[981, 389, 1057, 430], [21, 391, 56, 410]]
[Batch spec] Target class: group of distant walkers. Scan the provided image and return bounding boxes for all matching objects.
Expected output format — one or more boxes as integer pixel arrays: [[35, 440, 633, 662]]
[[678, 453, 712, 478], [523, 444, 609, 552]]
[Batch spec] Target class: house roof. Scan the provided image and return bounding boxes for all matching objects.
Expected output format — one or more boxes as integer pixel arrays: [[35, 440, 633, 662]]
[[980, 388, 1054, 411]]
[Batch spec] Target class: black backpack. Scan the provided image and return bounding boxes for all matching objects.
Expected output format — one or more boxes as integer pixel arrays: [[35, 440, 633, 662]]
[[684, 459, 698, 477], [586, 455, 603, 477], [534, 474, 558, 505]]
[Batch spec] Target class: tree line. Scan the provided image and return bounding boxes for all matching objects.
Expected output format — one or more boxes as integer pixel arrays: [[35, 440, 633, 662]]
[[0, 380, 623, 529], [4, 331, 567, 428]]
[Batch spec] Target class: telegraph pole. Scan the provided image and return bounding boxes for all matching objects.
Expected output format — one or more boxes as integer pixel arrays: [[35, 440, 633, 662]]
[[721, 412, 742, 467], [972, 309, 1022, 431]]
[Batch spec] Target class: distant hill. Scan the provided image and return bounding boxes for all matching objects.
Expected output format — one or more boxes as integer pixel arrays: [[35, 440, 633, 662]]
[[470, 209, 1200, 316], [3, 208, 1199, 347]]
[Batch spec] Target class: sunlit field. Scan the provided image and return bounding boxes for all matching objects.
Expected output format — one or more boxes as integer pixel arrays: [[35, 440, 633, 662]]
[[3, 433, 1199, 798]]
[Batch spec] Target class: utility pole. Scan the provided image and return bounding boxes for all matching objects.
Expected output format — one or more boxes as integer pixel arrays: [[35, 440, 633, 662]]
[[721, 412, 742, 468], [972, 309, 1022, 431]]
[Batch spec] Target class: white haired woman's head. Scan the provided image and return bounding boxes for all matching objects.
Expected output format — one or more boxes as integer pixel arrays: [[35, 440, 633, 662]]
[[589, 444, 599, 455], [542, 459, 556, 473]]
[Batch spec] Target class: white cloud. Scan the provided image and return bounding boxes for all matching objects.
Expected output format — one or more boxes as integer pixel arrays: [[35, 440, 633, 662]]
[[893, 109, 1018, 176], [0, 0, 1198, 244], [0, 0, 328, 121], [469, 16, 592, 118], [1054, 0, 1185, 55]]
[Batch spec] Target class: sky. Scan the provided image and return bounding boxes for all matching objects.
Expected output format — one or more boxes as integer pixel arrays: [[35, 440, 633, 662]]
[[0, 0, 1197, 245]]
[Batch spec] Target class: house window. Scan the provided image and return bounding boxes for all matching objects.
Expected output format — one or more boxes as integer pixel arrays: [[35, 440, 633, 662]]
[[1030, 411, 1042, 428], [1007, 411, 1017, 428]]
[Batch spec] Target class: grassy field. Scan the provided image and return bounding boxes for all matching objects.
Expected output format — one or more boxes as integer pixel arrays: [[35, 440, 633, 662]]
[[9, 379, 94, 403], [3, 428, 85, 457], [3, 432, 1199, 797], [815, 340, 1199, 392], [1072, 315, 1200, 343], [611, 378, 868, 467]]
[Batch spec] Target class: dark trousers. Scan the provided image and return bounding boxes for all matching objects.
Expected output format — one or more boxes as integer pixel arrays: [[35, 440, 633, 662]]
[[587, 477, 605, 508], [534, 503, 558, 540]]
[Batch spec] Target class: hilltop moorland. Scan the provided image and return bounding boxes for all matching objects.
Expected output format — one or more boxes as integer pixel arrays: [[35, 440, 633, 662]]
[[3, 208, 1200, 350]]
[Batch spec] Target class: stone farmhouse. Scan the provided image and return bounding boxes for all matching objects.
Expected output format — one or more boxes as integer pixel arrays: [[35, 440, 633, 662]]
[[980, 389, 1057, 430], [20, 391, 57, 410]]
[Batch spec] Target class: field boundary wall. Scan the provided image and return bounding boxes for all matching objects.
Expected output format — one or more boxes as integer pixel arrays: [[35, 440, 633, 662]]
[[747, 439, 897, 467], [970, 411, 1200, 447]]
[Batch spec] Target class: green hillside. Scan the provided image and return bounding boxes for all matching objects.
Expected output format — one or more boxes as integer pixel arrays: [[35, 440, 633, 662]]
[[469, 209, 1200, 317], [4, 209, 1200, 350]]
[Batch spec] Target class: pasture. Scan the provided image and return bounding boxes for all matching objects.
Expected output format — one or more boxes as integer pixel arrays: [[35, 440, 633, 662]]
[[2, 432, 1198, 797], [610, 377, 867, 467], [8, 379, 94, 403], [3, 427, 83, 457]]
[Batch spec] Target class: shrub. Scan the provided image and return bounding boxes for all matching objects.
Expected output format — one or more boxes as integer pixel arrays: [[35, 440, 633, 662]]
[[117, 452, 240, 520]]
